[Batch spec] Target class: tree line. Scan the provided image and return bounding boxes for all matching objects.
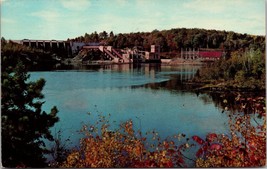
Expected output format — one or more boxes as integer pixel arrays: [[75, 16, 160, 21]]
[[69, 28, 265, 53]]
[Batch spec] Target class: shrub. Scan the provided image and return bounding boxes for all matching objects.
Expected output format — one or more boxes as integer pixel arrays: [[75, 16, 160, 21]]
[[194, 96, 266, 167], [59, 95, 266, 167], [60, 114, 189, 168]]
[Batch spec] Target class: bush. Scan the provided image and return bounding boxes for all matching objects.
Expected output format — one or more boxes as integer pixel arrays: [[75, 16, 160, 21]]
[[60, 114, 189, 168], [59, 95, 266, 167], [194, 96, 266, 167]]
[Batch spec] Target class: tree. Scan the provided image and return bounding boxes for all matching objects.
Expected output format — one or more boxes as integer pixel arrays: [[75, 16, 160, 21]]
[[174, 34, 184, 50], [91, 31, 99, 42], [1, 36, 7, 45], [84, 33, 90, 42], [154, 33, 168, 52], [1, 56, 59, 167], [99, 31, 108, 40], [109, 31, 114, 38], [192, 33, 205, 48], [115, 33, 127, 48]]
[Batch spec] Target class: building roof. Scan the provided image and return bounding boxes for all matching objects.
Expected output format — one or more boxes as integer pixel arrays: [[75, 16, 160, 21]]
[[199, 51, 223, 58]]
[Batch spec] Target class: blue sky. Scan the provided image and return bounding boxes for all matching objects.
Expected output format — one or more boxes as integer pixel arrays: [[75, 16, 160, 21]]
[[1, 0, 265, 40]]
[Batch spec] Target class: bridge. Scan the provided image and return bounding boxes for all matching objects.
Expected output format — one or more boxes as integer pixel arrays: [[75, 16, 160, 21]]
[[12, 39, 72, 56], [16, 39, 71, 49]]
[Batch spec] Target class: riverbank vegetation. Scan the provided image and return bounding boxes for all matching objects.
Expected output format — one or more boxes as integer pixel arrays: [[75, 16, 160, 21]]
[[192, 48, 265, 90]]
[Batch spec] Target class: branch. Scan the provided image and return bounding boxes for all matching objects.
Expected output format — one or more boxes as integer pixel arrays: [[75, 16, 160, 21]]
[[180, 152, 196, 162]]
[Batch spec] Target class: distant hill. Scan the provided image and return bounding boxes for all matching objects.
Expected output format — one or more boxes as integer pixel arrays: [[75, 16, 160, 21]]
[[70, 28, 265, 53]]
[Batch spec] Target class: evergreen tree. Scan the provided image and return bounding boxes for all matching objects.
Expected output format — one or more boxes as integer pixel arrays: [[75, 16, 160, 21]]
[[1, 56, 59, 167]]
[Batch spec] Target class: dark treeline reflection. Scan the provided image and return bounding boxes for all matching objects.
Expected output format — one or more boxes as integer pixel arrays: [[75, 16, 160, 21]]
[[206, 91, 265, 112], [133, 73, 265, 113], [30, 62, 264, 113]]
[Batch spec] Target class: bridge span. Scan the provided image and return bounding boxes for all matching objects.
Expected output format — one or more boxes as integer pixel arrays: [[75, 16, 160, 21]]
[[12, 39, 72, 56], [15, 39, 71, 49]]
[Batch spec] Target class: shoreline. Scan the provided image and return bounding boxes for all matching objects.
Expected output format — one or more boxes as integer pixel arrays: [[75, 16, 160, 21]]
[[183, 80, 266, 92], [164, 58, 204, 65], [63, 58, 206, 66]]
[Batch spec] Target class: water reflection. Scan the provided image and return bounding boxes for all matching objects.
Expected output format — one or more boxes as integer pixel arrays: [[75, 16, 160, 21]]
[[203, 91, 265, 113], [127, 64, 265, 113], [31, 62, 264, 115]]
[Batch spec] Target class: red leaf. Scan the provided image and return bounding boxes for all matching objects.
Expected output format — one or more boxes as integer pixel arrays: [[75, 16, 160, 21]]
[[177, 157, 184, 164], [230, 149, 238, 156], [144, 160, 157, 167], [207, 133, 217, 142], [164, 160, 174, 168], [196, 148, 204, 157], [249, 155, 258, 163], [192, 135, 205, 145], [163, 141, 169, 149], [202, 144, 208, 151], [210, 143, 222, 150], [167, 149, 176, 154]]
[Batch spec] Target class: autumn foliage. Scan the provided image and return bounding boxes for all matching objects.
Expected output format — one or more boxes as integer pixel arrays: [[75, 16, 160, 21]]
[[194, 96, 266, 167], [60, 114, 189, 168], [58, 94, 265, 168]]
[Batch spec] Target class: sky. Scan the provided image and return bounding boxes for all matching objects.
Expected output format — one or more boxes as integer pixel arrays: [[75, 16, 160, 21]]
[[0, 0, 265, 40]]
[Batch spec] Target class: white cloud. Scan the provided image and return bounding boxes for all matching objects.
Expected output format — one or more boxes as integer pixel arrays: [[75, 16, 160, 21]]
[[0, 0, 6, 4], [31, 10, 61, 21], [90, 11, 165, 34], [30, 10, 65, 39], [60, 0, 91, 11], [167, 15, 264, 35], [116, 0, 127, 6], [1, 17, 16, 24], [166, 0, 265, 35], [182, 0, 250, 13], [183, 0, 225, 13]]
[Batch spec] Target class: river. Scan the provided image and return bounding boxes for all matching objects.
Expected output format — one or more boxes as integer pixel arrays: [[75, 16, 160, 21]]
[[29, 63, 231, 151]]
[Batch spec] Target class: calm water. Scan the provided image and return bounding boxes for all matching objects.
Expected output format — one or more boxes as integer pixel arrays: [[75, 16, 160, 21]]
[[29, 64, 230, 147]]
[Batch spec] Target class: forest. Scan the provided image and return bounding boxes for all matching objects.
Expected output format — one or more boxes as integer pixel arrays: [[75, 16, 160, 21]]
[[69, 28, 265, 58]]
